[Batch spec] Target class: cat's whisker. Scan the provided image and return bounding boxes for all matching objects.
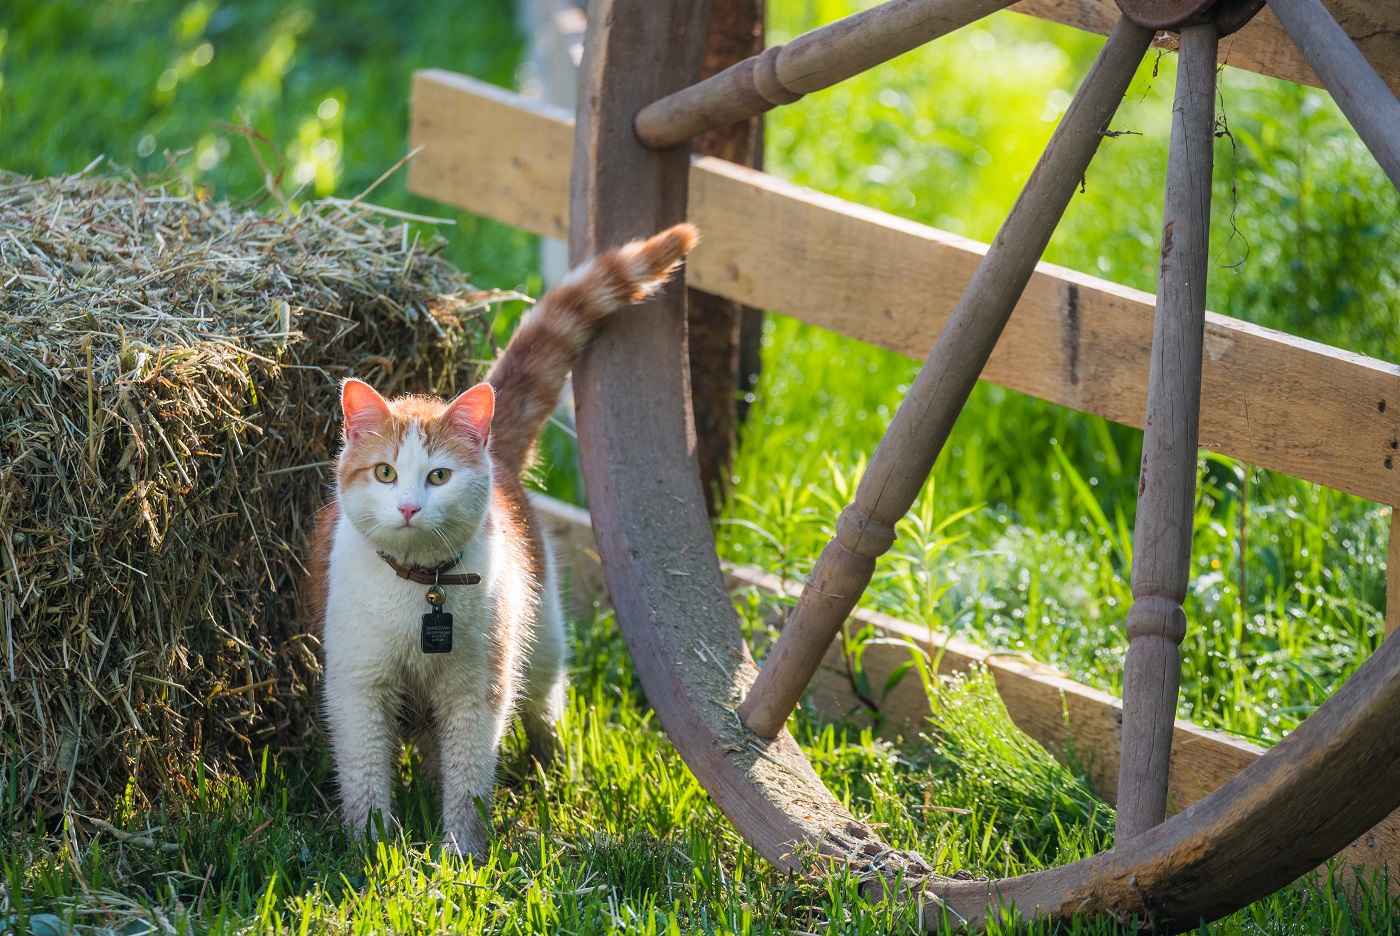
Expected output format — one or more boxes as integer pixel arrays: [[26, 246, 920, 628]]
[[432, 527, 457, 560]]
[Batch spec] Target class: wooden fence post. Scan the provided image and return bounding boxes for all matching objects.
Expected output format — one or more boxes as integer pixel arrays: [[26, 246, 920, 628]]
[[688, 0, 765, 514]]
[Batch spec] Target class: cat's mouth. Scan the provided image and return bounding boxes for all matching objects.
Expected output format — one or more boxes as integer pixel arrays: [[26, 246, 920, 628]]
[[362, 518, 467, 567], [344, 505, 478, 567], [381, 523, 435, 545]]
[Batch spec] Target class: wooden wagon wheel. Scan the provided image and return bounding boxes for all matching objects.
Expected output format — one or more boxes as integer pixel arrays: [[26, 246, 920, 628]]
[[567, 0, 1400, 930]]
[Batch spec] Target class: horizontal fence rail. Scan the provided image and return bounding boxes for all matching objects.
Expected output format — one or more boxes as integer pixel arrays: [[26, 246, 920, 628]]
[[408, 70, 1400, 511]]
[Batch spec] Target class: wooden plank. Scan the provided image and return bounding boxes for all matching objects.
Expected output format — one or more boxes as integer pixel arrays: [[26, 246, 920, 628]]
[[410, 75, 572, 241], [687, 162, 1400, 510], [407, 72, 1400, 509], [533, 492, 1400, 887], [794, 592, 1261, 812], [1009, 0, 1400, 98]]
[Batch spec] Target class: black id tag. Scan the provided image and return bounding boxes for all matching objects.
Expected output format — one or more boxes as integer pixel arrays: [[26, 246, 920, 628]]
[[421, 608, 454, 654]]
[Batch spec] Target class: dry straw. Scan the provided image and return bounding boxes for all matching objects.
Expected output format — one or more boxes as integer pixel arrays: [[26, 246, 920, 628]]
[[0, 161, 511, 818]]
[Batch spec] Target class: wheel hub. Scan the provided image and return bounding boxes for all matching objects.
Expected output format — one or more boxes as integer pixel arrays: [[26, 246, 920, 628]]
[[1115, 0, 1266, 35]]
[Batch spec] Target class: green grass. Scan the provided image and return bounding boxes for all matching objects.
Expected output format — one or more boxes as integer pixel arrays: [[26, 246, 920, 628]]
[[3, 0, 1400, 932], [6, 610, 1399, 934]]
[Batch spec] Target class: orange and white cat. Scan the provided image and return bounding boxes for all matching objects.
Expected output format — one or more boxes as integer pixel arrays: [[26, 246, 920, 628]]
[[306, 224, 698, 857]]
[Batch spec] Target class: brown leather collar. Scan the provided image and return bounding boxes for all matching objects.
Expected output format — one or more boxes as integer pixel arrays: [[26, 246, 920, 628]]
[[377, 552, 481, 586]]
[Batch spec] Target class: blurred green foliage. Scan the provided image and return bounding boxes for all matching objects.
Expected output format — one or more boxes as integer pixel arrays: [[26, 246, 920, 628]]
[[0, 0, 536, 286]]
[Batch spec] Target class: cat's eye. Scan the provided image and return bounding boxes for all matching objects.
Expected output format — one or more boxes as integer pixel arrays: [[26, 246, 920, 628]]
[[427, 468, 452, 486], [374, 463, 397, 483]]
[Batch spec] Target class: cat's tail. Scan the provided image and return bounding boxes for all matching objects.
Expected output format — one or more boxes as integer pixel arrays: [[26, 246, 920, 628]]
[[485, 222, 699, 479]]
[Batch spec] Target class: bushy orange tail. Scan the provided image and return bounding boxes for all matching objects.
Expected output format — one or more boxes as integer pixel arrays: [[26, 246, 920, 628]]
[[486, 223, 699, 479]]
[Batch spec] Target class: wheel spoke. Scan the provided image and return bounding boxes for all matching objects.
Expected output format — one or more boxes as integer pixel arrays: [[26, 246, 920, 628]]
[[634, 0, 1018, 150], [737, 15, 1155, 739], [1115, 18, 1220, 844], [1268, 0, 1400, 191]]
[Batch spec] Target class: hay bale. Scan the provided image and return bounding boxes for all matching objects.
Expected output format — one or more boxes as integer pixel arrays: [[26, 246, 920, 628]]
[[0, 167, 507, 816]]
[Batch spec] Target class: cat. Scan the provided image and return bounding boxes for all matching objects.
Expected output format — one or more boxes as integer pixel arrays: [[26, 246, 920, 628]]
[[305, 223, 699, 857]]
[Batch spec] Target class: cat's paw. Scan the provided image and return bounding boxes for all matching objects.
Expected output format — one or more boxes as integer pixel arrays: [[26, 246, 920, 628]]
[[343, 806, 400, 848], [442, 829, 489, 862], [526, 732, 557, 768], [441, 800, 491, 861], [522, 714, 559, 768]]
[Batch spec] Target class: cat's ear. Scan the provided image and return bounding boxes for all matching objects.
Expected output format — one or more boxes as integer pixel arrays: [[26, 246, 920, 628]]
[[444, 383, 494, 448], [341, 378, 391, 443]]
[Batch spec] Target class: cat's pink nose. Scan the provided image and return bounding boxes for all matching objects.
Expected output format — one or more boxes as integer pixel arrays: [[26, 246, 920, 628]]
[[399, 504, 421, 523]]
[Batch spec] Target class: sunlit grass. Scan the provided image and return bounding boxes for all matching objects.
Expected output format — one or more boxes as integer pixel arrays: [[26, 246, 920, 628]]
[[7, 609, 1399, 933]]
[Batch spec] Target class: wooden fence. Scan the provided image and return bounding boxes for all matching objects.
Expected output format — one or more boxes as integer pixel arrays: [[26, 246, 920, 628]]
[[411, 68, 1400, 879]]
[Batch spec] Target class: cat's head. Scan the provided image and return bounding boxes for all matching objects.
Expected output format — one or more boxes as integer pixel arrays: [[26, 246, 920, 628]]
[[335, 378, 495, 564]]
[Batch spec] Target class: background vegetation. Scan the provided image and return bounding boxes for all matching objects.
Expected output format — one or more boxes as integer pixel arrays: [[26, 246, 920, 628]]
[[2, 0, 1397, 932]]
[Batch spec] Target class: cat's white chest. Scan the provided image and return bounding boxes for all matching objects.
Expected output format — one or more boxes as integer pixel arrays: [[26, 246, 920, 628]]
[[321, 520, 497, 689]]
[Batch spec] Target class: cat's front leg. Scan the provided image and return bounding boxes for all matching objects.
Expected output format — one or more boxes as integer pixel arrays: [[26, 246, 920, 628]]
[[325, 674, 399, 841], [521, 576, 567, 766], [434, 695, 506, 859]]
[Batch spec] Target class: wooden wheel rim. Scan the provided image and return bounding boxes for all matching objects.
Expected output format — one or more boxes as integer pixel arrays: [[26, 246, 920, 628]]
[[567, 1, 1400, 931]]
